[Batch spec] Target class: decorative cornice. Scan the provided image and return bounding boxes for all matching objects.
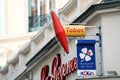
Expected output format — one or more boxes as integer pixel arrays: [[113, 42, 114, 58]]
[[26, 37, 57, 67], [32, 28, 45, 44], [20, 42, 31, 55], [8, 53, 19, 65], [73, 1, 120, 23], [0, 64, 8, 74]]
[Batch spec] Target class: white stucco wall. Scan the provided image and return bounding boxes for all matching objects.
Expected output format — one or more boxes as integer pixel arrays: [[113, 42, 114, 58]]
[[28, 26, 100, 80], [2, 0, 120, 80], [0, 0, 4, 37], [82, 9, 120, 76], [102, 11, 120, 75], [7, 0, 28, 35]]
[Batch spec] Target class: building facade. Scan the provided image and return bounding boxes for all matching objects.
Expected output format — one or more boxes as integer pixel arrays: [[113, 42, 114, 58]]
[[1, 0, 120, 80], [0, 0, 69, 68]]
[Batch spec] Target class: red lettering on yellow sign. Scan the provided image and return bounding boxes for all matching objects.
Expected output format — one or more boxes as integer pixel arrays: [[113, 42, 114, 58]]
[[66, 27, 84, 33], [63, 25, 86, 37]]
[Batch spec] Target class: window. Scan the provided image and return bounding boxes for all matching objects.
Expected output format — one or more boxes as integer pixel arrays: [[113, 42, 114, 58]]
[[50, 0, 56, 11], [28, 0, 51, 32], [40, 0, 50, 27]]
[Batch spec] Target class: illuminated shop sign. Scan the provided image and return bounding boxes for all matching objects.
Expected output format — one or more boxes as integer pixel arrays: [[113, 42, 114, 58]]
[[77, 40, 96, 77], [63, 25, 86, 37], [41, 54, 77, 80]]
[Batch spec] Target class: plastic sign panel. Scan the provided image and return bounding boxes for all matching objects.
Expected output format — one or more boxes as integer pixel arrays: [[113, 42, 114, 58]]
[[77, 40, 96, 77], [51, 11, 69, 54], [63, 25, 86, 37]]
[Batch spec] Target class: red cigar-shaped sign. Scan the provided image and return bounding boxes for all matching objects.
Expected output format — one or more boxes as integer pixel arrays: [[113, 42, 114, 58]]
[[51, 11, 69, 54]]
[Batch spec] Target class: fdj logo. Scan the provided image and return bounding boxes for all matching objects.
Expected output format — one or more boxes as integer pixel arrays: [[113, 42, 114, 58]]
[[81, 71, 94, 76], [79, 48, 93, 62]]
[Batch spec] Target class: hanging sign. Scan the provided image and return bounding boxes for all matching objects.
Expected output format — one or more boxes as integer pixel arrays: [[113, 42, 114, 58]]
[[51, 11, 69, 54], [63, 25, 86, 37], [77, 40, 96, 77]]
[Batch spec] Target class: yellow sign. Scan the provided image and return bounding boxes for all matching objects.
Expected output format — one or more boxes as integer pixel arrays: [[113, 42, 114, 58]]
[[63, 25, 86, 37]]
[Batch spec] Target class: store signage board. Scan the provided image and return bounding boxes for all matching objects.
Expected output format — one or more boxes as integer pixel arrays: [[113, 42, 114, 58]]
[[77, 40, 96, 77], [41, 54, 77, 80], [63, 25, 86, 37]]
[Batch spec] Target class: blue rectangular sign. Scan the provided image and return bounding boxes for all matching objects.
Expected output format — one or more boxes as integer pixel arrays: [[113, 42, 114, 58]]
[[77, 40, 96, 77]]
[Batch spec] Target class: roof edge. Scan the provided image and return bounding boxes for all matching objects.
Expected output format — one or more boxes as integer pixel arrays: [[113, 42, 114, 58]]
[[73, 1, 120, 23]]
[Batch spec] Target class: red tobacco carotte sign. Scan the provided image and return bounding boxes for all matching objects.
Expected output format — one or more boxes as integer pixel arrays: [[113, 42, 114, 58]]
[[51, 11, 69, 54]]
